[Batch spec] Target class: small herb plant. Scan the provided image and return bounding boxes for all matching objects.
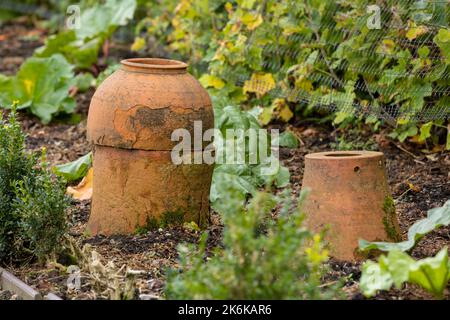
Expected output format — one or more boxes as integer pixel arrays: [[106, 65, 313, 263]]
[[0, 107, 69, 264], [166, 189, 341, 299]]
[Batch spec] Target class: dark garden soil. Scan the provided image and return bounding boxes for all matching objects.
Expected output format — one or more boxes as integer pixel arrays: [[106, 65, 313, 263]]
[[1, 19, 449, 300]]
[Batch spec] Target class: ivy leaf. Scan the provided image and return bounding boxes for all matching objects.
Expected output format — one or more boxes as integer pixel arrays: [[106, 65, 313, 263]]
[[397, 125, 418, 142], [199, 74, 225, 89], [359, 200, 450, 252], [406, 25, 428, 40], [434, 28, 450, 64], [278, 103, 293, 122], [419, 121, 433, 142], [54, 152, 93, 182], [131, 36, 146, 51], [243, 73, 276, 96], [259, 105, 275, 126], [241, 12, 263, 31], [241, 0, 257, 9]]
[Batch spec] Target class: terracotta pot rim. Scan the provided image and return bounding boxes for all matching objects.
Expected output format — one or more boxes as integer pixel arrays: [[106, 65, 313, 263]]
[[305, 150, 383, 160], [120, 58, 188, 74]]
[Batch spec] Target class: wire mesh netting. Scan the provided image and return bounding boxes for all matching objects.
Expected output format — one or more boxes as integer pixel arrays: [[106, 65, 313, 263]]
[[223, 0, 450, 122]]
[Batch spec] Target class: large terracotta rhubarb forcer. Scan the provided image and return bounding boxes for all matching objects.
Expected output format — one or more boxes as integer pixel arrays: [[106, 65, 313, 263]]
[[86, 58, 214, 235], [301, 151, 400, 261]]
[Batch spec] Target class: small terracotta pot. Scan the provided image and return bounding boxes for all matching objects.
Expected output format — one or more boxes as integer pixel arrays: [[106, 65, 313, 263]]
[[86, 58, 214, 235], [301, 151, 400, 261]]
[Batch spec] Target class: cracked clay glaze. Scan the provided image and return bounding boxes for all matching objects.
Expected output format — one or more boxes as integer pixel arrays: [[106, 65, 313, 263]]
[[86, 58, 214, 235]]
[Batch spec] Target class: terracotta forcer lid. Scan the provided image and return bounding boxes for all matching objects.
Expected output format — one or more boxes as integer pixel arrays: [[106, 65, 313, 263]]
[[305, 150, 384, 160], [301, 150, 400, 260], [87, 58, 214, 151]]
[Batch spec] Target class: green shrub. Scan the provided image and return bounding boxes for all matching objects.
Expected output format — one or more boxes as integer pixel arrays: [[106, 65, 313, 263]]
[[0, 107, 68, 263], [165, 189, 341, 299]]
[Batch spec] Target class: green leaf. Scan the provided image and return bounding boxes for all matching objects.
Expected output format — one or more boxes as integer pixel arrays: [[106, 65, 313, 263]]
[[382, 251, 414, 288], [0, 54, 75, 123], [277, 131, 299, 148], [359, 260, 394, 297], [275, 165, 290, 188], [419, 122, 433, 142], [434, 28, 450, 64], [211, 105, 290, 208], [35, 31, 101, 69], [359, 200, 450, 252], [35, 0, 136, 69], [408, 248, 450, 298], [210, 164, 257, 204], [54, 152, 93, 182], [76, 0, 137, 41], [74, 73, 95, 92], [360, 248, 450, 298], [398, 125, 418, 142], [447, 125, 450, 151]]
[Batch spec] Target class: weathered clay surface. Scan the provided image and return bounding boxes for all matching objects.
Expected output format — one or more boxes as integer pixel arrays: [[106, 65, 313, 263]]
[[87, 58, 213, 151], [86, 58, 214, 235], [301, 151, 400, 261], [87, 145, 213, 235]]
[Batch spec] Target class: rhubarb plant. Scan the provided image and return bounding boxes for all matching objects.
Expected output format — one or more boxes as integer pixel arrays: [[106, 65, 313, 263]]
[[0, 54, 75, 123], [35, 0, 137, 69], [360, 247, 450, 299], [359, 200, 450, 253]]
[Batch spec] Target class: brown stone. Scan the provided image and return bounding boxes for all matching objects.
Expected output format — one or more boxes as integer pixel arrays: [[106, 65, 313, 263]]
[[301, 151, 400, 261], [86, 58, 214, 235]]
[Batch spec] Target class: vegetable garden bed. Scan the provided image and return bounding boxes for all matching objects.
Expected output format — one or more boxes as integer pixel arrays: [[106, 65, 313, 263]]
[[1, 2, 449, 301], [8, 112, 450, 299]]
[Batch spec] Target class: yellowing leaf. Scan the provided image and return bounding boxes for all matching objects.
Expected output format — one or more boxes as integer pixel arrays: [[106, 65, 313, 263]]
[[241, 0, 257, 9], [278, 102, 293, 122], [279, 106, 293, 122], [406, 26, 428, 40], [409, 135, 426, 145], [259, 105, 275, 126], [131, 37, 146, 51], [295, 78, 313, 92], [407, 181, 420, 193], [67, 167, 93, 200], [243, 73, 276, 96], [199, 74, 225, 89], [225, 2, 233, 13], [241, 12, 263, 31], [380, 39, 395, 54]]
